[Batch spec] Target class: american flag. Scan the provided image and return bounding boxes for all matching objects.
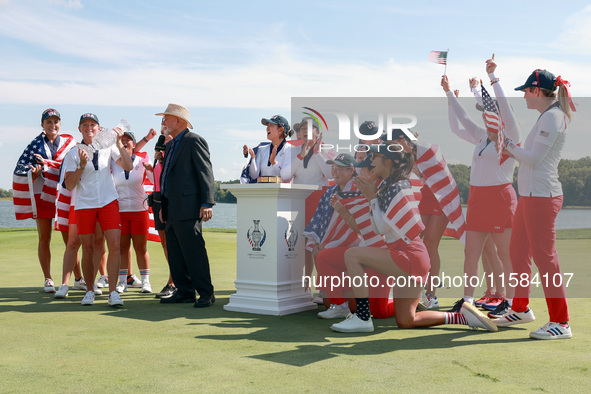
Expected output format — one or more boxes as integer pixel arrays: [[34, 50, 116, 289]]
[[13, 133, 75, 220], [481, 84, 505, 164], [136, 151, 161, 243], [429, 50, 448, 65], [377, 180, 425, 244], [338, 191, 387, 248], [415, 142, 466, 244], [303, 180, 360, 250], [55, 167, 73, 231]]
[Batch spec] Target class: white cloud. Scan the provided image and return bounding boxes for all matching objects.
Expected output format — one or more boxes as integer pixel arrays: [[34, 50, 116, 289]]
[[47, 0, 82, 9], [553, 5, 591, 54]]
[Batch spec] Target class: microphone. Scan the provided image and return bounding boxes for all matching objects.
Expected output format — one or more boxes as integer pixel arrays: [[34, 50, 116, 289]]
[[155, 135, 166, 152]]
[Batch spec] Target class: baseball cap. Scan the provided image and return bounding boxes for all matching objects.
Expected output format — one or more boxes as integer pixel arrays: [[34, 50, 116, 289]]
[[262, 115, 290, 131], [326, 153, 356, 168], [354, 156, 375, 169], [367, 144, 407, 164], [122, 131, 136, 144], [359, 121, 381, 137], [41, 108, 60, 123], [293, 117, 320, 132], [79, 113, 100, 125], [514, 69, 557, 91]]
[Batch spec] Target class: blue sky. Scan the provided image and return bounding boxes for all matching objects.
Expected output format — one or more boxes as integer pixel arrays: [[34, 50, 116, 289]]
[[1, 0, 591, 189]]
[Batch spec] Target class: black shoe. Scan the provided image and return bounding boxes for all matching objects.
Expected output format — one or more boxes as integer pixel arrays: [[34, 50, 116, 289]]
[[160, 291, 195, 304], [487, 299, 510, 319], [155, 284, 177, 299], [447, 298, 465, 313], [194, 294, 215, 308]]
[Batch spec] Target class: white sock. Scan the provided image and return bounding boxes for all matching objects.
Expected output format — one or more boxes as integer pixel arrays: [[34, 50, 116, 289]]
[[119, 269, 128, 285], [463, 296, 474, 305]]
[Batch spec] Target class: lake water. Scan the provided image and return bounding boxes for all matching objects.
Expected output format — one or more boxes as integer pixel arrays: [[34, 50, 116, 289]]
[[0, 200, 589, 230]]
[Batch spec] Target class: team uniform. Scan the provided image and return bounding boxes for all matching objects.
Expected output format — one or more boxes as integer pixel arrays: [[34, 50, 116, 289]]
[[242, 140, 292, 183]]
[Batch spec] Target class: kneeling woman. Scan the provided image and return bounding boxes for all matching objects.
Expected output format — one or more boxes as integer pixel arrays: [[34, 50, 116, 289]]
[[331, 145, 497, 333]]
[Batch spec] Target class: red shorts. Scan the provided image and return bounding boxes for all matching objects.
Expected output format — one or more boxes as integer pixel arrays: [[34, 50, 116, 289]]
[[120, 210, 149, 236], [76, 200, 121, 235], [466, 184, 516, 232], [305, 188, 326, 225], [68, 206, 77, 225], [34, 194, 56, 219], [387, 236, 430, 283], [418, 186, 443, 216]]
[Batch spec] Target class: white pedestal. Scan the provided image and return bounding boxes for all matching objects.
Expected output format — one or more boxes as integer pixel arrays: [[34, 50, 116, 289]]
[[221, 183, 319, 316]]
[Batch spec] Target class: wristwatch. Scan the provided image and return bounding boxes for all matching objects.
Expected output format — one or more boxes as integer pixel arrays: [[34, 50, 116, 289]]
[[77, 164, 85, 170]]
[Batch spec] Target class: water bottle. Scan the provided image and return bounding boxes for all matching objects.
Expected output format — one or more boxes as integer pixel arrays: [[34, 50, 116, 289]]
[[91, 119, 130, 150]]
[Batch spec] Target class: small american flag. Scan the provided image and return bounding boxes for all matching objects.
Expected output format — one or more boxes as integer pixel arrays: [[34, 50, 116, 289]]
[[13, 133, 75, 220], [339, 191, 387, 248], [481, 84, 505, 164], [429, 50, 448, 65]]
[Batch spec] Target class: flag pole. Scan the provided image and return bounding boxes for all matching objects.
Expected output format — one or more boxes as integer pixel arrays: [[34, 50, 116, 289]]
[[444, 48, 449, 75]]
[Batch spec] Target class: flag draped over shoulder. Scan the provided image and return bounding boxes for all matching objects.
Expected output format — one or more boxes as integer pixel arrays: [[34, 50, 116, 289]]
[[415, 142, 466, 244], [13, 133, 75, 220], [303, 180, 359, 250], [136, 151, 161, 243], [338, 191, 387, 248], [481, 84, 507, 165], [429, 50, 448, 65], [377, 179, 425, 244]]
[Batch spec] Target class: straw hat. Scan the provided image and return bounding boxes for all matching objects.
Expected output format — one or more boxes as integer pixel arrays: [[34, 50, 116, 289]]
[[155, 103, 193, 129]]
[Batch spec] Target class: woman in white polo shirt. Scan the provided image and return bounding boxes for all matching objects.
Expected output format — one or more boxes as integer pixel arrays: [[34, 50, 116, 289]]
[[441, 56, 520, 317], [111, 131, 153, 294], [63, 113, 133, 307], [494, 67, 575, 340]]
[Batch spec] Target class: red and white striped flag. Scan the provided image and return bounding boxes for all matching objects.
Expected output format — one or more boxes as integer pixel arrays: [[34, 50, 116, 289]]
[[339, 193, 387, 248], [136, 151, 161, 243], [415, 142, 466, 244], [13, 133, 75, 220], [481, 84, 507, 165], [379, 180, 425, 244], [429, 50, 448, 65]]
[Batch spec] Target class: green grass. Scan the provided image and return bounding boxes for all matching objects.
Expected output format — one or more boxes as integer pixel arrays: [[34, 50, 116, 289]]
[[0, 230, 589, 392]]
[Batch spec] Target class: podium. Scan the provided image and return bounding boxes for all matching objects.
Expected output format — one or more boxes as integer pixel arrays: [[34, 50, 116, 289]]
[[221, 183, 319, 315]]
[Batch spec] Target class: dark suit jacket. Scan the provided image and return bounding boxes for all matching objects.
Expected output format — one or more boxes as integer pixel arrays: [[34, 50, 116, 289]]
[[160, 129, 215, 221]]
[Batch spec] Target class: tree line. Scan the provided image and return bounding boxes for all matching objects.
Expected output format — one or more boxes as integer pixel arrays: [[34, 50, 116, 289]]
[[4, 157, 590, 206], [449, 156, 591, 207]]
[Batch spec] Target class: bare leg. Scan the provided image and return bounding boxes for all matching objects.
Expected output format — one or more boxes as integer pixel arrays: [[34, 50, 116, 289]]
[[421, 214, 449, 296], [491, 228, 514, 299], [35, 218, 53, 279], [61, 224, 81, 285], [463, 230, 490, 298], [103, 228, 122, 294], [482, 236, 502, 295]]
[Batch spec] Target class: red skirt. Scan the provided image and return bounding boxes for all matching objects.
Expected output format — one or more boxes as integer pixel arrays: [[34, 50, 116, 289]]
[[466, 183, 517, 232], [418, 186, 443, 216], [387, 236, 430, 282]]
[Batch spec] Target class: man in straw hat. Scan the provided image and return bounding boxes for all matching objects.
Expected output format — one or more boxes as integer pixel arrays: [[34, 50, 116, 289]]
[[156, 103, 216, 308]]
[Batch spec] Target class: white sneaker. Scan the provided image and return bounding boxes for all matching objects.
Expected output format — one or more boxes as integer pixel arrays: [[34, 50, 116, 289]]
[[44, 278, 55, 293], [140, 279, 152, 293], [529, 322, 572, 340], [116, 281, 128, 293], [81, 291, 95, 306], [73, 278, 87, 290], [318, 302, 350, 319], [108, 291, 124, 307], [127, 274, 142, 288], [426, 292, 439, 309], [54, 284, 69, 299], [96, 275, 108, 288], [331, 313, 374, 333], [460, 302, 498, 332], [93, 284, 103, 296], [494, 307, 536, 327]]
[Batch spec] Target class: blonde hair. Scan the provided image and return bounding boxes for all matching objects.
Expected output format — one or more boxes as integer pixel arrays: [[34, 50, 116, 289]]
[[540, 85, 573, 122]]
